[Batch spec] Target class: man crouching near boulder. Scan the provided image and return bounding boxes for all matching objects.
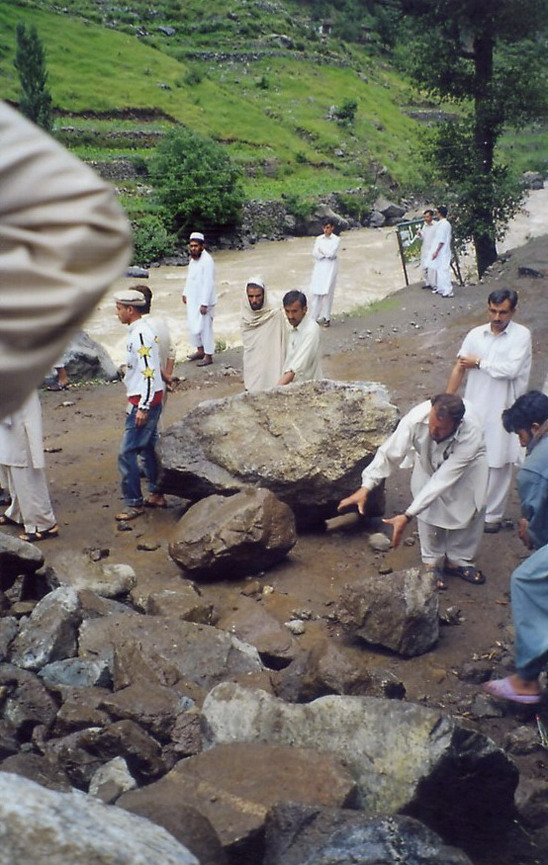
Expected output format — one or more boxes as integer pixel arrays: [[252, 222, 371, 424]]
[[338, 394, 488, 591]]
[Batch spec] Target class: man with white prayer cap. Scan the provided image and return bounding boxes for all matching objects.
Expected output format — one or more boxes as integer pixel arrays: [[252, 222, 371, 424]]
[[182, 231, 217, 367], [240, 276, 287, 391]]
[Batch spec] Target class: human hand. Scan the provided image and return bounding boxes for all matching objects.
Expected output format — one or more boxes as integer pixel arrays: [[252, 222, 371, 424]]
[[200, 304, 208, 315], [338, 488, 369, 515], [382, 513, 409, 548]]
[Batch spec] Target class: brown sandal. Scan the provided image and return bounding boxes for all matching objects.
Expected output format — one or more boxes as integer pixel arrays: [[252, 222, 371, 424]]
[[19, 525, 59, 542]]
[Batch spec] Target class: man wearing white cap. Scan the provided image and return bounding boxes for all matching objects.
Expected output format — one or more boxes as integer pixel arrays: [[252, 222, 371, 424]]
[[183, 232, 217, 367], [114, 289, 165, 520], [240, 276, 287, 391]]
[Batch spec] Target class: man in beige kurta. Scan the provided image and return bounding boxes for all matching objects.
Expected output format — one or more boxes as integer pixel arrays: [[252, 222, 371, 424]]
[[241, 276, 287, 391], [339, 394, 488, 588], [0, 101, 131, 419]]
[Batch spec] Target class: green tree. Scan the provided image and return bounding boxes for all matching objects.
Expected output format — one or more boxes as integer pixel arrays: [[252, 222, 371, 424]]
[[14, 23, 53, 131], [397, 0, 548, 275], [148, 127, 244, 237]]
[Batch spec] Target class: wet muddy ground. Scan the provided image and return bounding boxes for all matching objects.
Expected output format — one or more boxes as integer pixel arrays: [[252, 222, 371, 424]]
[[27, 235, 548, 864]]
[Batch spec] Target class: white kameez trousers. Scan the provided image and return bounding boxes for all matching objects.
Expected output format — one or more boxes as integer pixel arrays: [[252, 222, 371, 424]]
[[418, 510, 485, 567], [485, 464, 514, 524], [189, 306, 215, 356], [4, 465, 56, 533], [310, 284, 336, 322]]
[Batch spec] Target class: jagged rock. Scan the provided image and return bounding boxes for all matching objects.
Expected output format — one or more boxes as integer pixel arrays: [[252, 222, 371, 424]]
[[168, 488, 297, 579], [44, 330, 118, 384], [0, 617, 18, 661], [119, 742, 357, 858], [374, 196, 406, 221], [145, 586, 214, 624], [0, 752, 72, 792], [0, 772, 198, 864], [88, 756, 137, 803], [202, 683, 518, 843], [38, 657, 112, 690], [159, 380, 397, 526], [216, 595, 299, 666], [263, 804, 473, 865], [0, 663, 58, 739], [119, 792, 227, 865], [272, 639, 373, 701], [522, 171, 544, 190], [79, 613, 265, 704], [9, 587, 81, 671], [515, 778, 548, 828], [53, 687, 111, 736], [124, 265, 149, 278], [99, 680, 185, 740], [369, 209, 385, 227], [503, 725, 541, 755], [518, 265, 544, 278], [43, 721, 165, 787], [0, 533, 44, 585], [50, 553, 136, 597], [456, 660, 492, 684], [0, 720, 18, 759], [167, 711, 203, 758], [335, 568, 439, 657]]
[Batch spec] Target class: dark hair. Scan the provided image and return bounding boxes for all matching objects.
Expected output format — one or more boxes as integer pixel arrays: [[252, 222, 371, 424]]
[[502, 390, 548, 434], [130, 283, 152, 314], [283, 290, 307, 308], [436, 205, 448, 218], [323, 219, 335, 228], [488, 287, 518, 310], [423, 209, 434, 217], [431, 393, 465, 424]]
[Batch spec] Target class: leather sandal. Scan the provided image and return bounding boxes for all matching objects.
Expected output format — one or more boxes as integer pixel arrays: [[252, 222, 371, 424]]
[[19, 525, 59, 542], [115, 507, 144, 521]]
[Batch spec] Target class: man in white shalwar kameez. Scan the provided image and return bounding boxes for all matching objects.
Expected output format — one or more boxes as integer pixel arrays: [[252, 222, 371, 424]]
[[182, 231, 216, 367], [0, 391, 58, 541], [339, 394, 488, 589], [428, 206, 453, 297], [241, 277, 287, 391], [447, 288, 532, 532], [309, 220, 340, 327], [418, 209, 437, 290], [278, 291, 322, 386]]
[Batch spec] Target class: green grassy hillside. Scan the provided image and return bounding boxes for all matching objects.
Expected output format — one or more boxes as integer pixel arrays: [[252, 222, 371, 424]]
[[2, 0, 546, 212], [0, 0, 430, 200]]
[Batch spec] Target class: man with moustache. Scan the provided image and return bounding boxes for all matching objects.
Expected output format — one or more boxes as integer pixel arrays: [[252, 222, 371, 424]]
[[183, 231, 217, 367], [278, 290, 322, 385], [447, 288, 532, 533], [339, 394, 488, 590]]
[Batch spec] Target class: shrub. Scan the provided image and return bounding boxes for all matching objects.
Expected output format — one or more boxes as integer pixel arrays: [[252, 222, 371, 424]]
[[131, 215, 176, 265], [148, 126, 245, 236]]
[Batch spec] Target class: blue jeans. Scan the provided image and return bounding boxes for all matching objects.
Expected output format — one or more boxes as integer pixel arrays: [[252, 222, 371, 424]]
[[118, 403, 162, 508], [511, 543, 548, 680]]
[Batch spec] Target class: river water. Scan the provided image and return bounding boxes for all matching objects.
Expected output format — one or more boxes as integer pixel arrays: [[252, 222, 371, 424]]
[[86, 187, 548, 365]]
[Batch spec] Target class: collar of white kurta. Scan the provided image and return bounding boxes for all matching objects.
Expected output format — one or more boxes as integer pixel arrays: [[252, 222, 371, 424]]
[[479, 319, 517, 338]]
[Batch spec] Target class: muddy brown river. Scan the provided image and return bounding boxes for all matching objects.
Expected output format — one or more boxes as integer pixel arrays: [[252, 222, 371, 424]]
[[86, 187, 548, 364]]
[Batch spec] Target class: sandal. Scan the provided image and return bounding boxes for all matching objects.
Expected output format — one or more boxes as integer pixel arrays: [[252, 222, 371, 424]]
[[187, 352, 205, 362], [424, 565, 447, 591], [0, 514, 21, 527], [115, 507, 144, 522], [445, 564, 485, 585], [144, 495, 167, 509], [19, 525, 59, 542]]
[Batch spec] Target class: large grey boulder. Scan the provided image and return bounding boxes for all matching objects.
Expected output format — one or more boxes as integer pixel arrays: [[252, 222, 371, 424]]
[[79, 613, 265, 703], [44, 330, 118, 384], [264, 805, 473, 865], [201, 684, 518, 841], [0, 773, 198, 864], [335, 568, 439, 657], [0, 664, 58, 740], [118, 742, 357, 857], [159, 380, 398, 526], [373, 196, 406, 223], [50, 553, 136, 598], [168, 488, 297, 579]]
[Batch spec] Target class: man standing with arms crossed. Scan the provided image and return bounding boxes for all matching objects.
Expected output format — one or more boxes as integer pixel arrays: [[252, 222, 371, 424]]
[[447, 288, 532, 533], [183, 231, 217, 367]]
